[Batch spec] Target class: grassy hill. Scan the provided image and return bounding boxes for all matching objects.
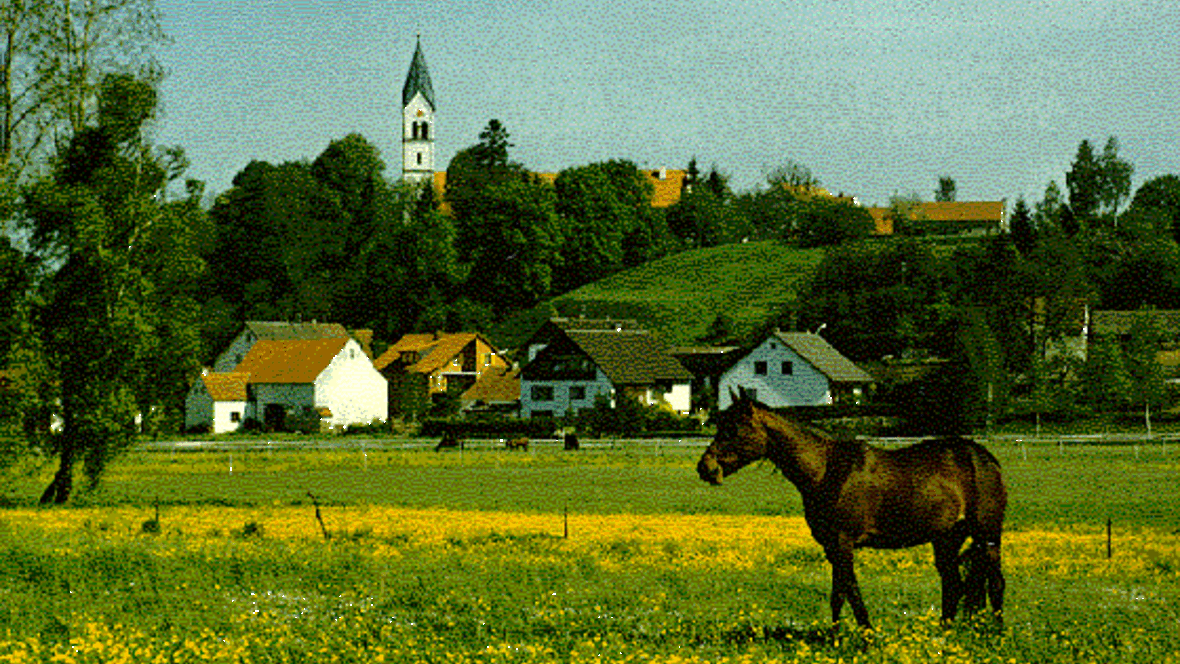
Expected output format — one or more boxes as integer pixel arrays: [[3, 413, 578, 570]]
[[492, 241, 825, 348]]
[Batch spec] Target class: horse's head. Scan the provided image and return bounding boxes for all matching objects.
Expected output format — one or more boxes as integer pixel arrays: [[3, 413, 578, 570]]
[[697, 389, 771, 485]]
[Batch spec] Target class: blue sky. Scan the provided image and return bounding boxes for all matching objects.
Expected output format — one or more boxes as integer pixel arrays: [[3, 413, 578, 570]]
[[154, 0, 1180, 206]]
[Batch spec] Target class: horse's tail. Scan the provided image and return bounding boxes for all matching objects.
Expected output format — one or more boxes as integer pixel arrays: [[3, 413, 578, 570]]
[[967, 441, 1006, 539], [964, 440, 1007, 617]]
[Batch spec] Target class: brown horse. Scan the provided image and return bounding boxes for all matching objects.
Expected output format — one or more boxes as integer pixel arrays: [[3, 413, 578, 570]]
[[697, 393, 1006, 628]]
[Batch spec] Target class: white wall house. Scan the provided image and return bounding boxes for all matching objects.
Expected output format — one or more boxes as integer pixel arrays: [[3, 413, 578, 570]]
[[187, 336, 387, 433], [520, 329, 692, 419], [719, 331, 873, 410], [237, 338, 387, 430], [184, 372, 250, 434]]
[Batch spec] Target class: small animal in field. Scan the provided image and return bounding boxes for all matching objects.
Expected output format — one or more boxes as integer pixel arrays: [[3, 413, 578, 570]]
[[436, 431, 462, 451], [505, 437, 529, 452], [697, 391, 1006, 629]]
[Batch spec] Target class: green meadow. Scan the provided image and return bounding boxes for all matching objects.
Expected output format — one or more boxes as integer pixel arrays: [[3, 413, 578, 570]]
[[1, 439, 1178, 662]]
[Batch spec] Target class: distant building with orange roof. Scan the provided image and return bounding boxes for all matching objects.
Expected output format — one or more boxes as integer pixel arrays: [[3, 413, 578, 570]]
[[866, 201, 1007, 236], [373, 331, 511, 417]]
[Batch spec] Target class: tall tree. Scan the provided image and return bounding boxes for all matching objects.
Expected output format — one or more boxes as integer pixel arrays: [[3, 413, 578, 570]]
[[935, 176, 957, 202], [1009, 197, 1035, 255], [1127, 174, 1180, 243], [22, 73, 206, 502], [1, 0, 165, 188], [1097, 136, 1133, 220], [553, 159, 653, 292], [1032, 180, 1065, 232], [1065, 139, 1101, 222]]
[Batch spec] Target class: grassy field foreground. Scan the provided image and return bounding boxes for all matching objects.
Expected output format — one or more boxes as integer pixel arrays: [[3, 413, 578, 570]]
[[0, 442, 1178, 662]]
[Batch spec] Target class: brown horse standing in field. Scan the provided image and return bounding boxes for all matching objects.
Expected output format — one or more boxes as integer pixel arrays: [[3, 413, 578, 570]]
[[697, 392, 1006, 629]]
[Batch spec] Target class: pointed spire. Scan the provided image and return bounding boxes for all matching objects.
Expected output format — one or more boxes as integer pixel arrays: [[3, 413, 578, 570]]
[[402, 37, 435, 108]]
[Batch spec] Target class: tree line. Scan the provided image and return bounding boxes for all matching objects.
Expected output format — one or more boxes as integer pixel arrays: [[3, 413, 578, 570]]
[[789, 138, 1180, 433]]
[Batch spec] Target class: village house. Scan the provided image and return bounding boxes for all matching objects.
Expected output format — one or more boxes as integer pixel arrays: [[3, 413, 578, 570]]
[[187, 321, 386, 433], [718, 331, 873, 410], [867, 201, 1007, 236], [373, 331, 511, 417], [520, 326, 692, 419]]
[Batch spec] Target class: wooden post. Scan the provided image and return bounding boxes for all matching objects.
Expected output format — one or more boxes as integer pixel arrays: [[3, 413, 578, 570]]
[[1106, 518, 1112, 559], [563, 503, 569, 539]]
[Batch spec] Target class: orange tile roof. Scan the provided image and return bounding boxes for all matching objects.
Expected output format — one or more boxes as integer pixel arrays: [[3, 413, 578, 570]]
[[866, 201, 1006, 235], [374, 332, 491, 374], [201, 372, 251, 401], [462, 366, 520, 403], [234, 338, 349, 383], [410, 333, 478, 374]]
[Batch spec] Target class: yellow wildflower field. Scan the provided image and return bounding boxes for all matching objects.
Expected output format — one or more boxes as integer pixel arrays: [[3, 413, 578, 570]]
[[1, 504, 1177, 663]]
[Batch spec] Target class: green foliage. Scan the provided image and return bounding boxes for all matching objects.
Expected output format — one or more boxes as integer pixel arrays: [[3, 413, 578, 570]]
[[801, 239, 946, 360], [886, 193, 927, 236], [934, 175, 956, 202], [1066, 136, 1133, 227], [794, 198, 874, 248], [20, 73, 205, 502], [1010, 197, 1035, 255], [553, 160, 657, 291], [1128, 174, 1180, 243], [570, 393, 699, 437]]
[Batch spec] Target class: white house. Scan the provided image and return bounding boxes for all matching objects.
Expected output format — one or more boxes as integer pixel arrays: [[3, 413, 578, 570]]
[[186, 336, 387, 432], [520, 328, 692, 419], [184, 371, 250, 434], [718, 331, 873, 410]]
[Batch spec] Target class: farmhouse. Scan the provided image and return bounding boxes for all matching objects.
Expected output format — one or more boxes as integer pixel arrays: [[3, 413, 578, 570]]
[[185, 336, 387, 433], [213, 320, 372, 372], [718, 331, 873, 410], [373, 331, 511, 417], [867, 201, 1007, 236], [520, 327, 692, 419]]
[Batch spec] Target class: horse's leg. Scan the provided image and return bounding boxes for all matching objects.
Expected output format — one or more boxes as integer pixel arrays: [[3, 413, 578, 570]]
[[961, 542, 987, 614], [983, 538, 1005, 621], [933, 534, 966, 623], [825, 535, 871, 628]]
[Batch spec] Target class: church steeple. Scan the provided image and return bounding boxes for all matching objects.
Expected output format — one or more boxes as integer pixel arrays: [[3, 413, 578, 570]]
[[401, 37, 435, 184], [402, 37, 435, 109]]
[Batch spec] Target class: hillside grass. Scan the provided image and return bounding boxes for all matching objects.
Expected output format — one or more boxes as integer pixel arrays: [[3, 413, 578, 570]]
[[493, 241, 825, 348]]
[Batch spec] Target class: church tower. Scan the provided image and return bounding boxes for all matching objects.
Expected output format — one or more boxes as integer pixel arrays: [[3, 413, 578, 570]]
[[401, 39, 436, 184]]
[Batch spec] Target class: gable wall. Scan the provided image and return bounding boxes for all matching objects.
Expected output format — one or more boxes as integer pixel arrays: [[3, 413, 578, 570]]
[[719, 337, 832, 409], [520, 368, 613, 419], [214, 329, 255, 372], [315, 339, 388, 426]]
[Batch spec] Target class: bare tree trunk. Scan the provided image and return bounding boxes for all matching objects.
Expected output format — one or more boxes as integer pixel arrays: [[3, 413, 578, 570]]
[[39, 444, 75, 504]]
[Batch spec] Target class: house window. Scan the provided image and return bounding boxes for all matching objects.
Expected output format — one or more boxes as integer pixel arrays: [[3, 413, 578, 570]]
[[754, 361, 768, 375], [531, 386, 554, 402], [230, 412, 241, 423], [781, 361, 793, 375], [570, 386, 586, 401], [532, 410, 553, 419], [417, 153, 423, 165]]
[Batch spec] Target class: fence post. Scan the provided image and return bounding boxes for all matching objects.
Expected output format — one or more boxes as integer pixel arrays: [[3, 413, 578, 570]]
[[1106, 518, 1112, 559]]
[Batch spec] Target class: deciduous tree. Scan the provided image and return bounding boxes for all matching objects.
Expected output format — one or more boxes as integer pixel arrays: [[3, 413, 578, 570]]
[[23, 73, 206, 502]]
